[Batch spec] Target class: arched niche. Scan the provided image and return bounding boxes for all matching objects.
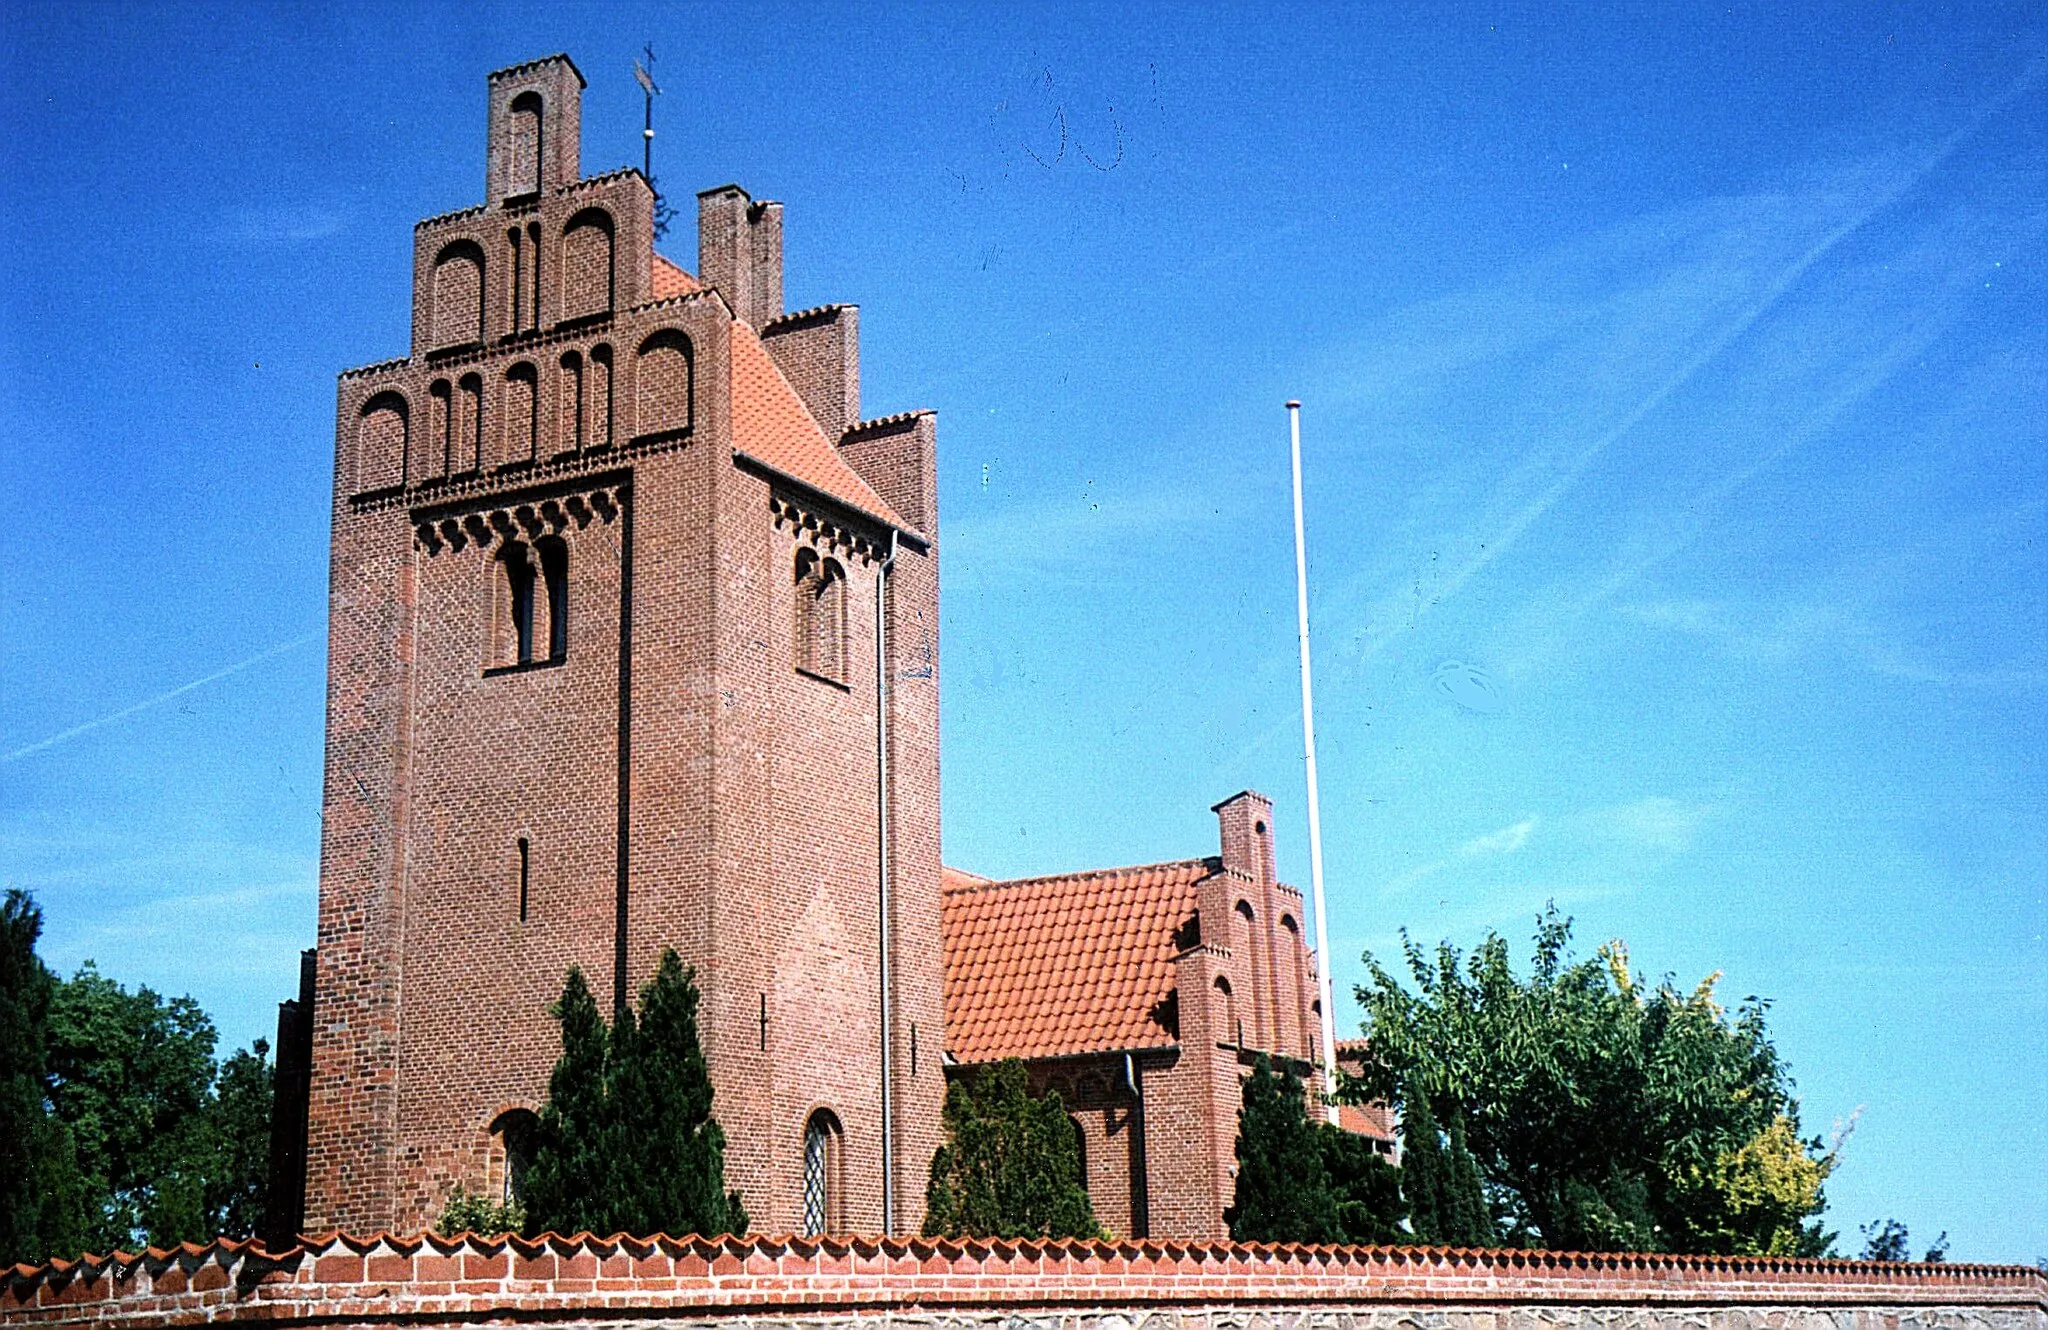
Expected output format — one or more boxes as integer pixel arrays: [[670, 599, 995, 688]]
[[561, 208, 615, 321], [356, 390, 409, 493], [634, 328, 692, 442], [431, 240, 486, 349]]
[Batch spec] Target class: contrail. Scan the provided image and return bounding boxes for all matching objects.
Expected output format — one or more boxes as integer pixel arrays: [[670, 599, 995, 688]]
[[3, 630, 322, 764], [1350, 54, 2043, 667]]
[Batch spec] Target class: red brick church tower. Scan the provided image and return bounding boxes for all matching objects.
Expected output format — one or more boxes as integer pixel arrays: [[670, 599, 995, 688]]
[[306, 54, 943, 1236]]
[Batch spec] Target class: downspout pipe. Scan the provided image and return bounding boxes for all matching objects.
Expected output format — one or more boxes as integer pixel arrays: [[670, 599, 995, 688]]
[[875, 527, 899, 1231]]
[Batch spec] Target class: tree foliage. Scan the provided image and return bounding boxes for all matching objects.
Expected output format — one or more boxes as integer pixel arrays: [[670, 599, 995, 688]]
[[2, 890, 87, 1265], [2, 891, 276, 1263], [520, 952, 746, 1238], [923, 1059, 1101, 1239], [1350, 909, 1835, 1255], [1227, 1056, 1406, 1246], [1858, 1218, 1947, 1263]]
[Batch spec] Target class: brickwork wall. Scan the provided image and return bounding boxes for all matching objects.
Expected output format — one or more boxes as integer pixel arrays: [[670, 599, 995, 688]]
[[7, 1234, 2041, 1330]]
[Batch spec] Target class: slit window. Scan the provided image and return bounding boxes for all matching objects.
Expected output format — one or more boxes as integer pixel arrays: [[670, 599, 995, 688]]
[[517, 837, 530, 921]]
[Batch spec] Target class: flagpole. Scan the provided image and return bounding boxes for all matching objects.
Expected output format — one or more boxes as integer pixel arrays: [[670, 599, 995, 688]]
[[1288, 400, 1341, 1123]]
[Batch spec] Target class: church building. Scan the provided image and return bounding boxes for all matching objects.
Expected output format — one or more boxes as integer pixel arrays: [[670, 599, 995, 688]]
[[298, 53, 1373, 1245]]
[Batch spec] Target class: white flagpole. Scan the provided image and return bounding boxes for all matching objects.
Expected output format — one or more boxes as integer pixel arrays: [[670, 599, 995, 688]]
[[1288, 400, 1342, 1123]]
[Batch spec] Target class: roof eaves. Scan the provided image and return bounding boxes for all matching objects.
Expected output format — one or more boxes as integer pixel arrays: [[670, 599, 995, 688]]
[[732, 450, 928, 551]]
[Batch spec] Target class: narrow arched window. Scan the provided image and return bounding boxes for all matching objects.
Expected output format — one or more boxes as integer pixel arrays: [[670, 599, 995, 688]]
[[589, 344, 614, 448], [427, 379, 453, 482], [1214, 976, 1237, 1049], [559, 350, 584, 454], [802, 1109, 843, 1235], [504, 362, 538, 466], [1069, 1115, 1090, 1197], [457, 374, 484, 474], [497, 541, 537, 666], [1235, 898, 1265, 1050], [793, 549, 847, 682], [538, 536, 569, 662], [489, 1109, 539, 1206]]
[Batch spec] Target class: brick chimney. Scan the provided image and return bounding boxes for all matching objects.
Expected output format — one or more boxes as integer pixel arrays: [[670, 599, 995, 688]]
[[698, 184, 783, 327], [1212, 791, 1276, 886]]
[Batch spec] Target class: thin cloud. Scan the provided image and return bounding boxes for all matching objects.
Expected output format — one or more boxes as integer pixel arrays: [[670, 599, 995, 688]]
[[1461, 816, 1536, 857], [3, 630, 321, 764]]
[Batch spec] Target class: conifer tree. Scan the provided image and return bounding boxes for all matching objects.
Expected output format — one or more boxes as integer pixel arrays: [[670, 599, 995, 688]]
[[923, 1059, 1099, 1238], [1318, 1120, 1407, 1245], [1443, 1102, 1496, 1246], [1399, 1081, 1449, 1244], [521, 953, 745, 1238], [1224, 1056, 1343, 1244]]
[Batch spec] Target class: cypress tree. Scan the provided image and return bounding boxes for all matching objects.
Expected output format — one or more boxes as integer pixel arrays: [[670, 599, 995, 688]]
[[1399, 1081, 1448, 1244], [923, 1059, 1099, 1238], [1224, 1056, 1342, 1244], [522, 954, 744, 1238], [1443, 1102, 1496, 1247], [609, 950, 746, 1237], [521, 966, 613, 1235], [1318, 1122, 1407, 1244]]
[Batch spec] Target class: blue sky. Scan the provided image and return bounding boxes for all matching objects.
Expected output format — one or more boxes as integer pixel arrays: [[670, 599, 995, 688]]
[[2, 1, 2042, 1260]]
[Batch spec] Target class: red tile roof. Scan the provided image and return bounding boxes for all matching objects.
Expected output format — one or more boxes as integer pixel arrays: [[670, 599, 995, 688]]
[[942, 858, 1215, 1063], [728, 320, 909, 532], [650, 253, 698, 299], [1338, 1101, 1397, 1142]]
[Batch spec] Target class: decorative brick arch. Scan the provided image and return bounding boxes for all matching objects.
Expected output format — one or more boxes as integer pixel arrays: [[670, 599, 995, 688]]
[[633, 328, 692, 442], [561, 208, 614, 321], [356, 391, 409, 493], [430, 240, 486, 348]]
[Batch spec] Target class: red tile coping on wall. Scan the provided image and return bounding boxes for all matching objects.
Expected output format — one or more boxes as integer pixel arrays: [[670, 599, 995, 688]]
[[6, 1232, 2042, 1327]]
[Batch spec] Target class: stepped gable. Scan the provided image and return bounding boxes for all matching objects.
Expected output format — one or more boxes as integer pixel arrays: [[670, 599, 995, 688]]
[[942, 858, 1217, 1063], [729, 319, 909, 533]]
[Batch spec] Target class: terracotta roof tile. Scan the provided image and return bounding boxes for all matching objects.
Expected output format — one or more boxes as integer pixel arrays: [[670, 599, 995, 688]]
[[942, 858, 1215, 1063], [728, 320, 909, 532], [650, 253, 698, 299]]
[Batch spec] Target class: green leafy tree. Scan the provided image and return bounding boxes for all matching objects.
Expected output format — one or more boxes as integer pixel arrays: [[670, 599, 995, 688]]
[[1351, 909, 1835, 1255], [521, 952, 746, 1238], [48, 962, 221, 1250], [205, 1041, 274, 1239], [923, 1058, 1100, 1239], [1226, 1056, 1342, 1243], [2, 890, 87, 1265]]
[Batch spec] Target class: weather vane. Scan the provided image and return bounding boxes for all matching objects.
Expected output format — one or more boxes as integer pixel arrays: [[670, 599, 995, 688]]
[[634, 44, 675, 237]]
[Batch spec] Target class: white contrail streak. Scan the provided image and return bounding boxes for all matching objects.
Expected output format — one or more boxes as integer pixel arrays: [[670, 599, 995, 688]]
[[3, 631, 322, 764]]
